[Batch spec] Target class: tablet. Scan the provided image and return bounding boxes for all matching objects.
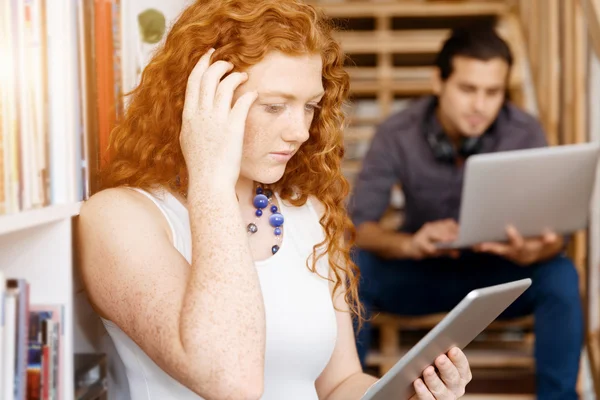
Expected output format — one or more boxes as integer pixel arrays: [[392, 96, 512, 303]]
[[436, 142, 600, 249], [360, 278, 532, 400]]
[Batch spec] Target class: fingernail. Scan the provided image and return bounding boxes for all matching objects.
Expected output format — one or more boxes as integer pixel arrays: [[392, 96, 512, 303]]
[[438, 357, 446, 365], [416, 379, 424, 388]]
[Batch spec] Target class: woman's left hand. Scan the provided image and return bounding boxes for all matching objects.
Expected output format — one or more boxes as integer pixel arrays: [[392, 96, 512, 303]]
[[409, 347, 472, 399]]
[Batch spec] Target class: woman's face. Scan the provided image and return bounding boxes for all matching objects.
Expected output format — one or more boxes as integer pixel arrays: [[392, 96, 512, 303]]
[[234, 51, 324, 184]]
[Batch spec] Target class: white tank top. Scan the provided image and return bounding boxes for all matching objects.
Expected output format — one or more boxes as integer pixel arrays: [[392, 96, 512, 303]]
[[101, 187, 338, 400]]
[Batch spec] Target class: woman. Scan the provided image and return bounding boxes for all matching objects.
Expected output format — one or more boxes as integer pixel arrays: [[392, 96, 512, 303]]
[[77, 0, 472, 399]]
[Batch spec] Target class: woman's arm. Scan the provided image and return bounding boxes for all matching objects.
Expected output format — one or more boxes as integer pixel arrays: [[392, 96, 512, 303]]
[[79, 185, 264, 400], [312, 200, 472, 400]]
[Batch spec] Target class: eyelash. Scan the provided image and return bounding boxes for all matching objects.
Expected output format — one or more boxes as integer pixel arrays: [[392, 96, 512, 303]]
[[263, 104, 322, 114]]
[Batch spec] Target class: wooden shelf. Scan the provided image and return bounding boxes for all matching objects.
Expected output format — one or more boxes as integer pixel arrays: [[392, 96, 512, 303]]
[[0, 202, 82, 237]]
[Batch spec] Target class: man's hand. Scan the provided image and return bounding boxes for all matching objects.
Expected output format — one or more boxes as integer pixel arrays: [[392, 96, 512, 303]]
[[473, 225, 564, 266], [408, 219, 460, 260]]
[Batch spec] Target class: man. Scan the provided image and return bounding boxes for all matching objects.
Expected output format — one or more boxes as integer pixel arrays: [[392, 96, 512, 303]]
[[348, 26, 582, 399]]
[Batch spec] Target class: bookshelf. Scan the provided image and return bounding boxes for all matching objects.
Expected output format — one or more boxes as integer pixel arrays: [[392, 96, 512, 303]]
[[0, 0, 90, 398], [0, 203, 81, 237]]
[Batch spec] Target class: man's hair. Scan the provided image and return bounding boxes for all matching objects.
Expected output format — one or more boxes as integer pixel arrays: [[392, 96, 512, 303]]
[[435, 25, 513, 81]]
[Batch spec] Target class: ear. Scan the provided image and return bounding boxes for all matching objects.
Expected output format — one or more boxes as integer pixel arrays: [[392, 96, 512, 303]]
[[431, 68, 443, 95]]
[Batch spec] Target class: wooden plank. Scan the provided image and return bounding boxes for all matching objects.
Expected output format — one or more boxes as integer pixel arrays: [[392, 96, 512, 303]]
[[562, 0, 576, 145], [462, 396, 534, 400], [308, 1, 508, 18], [350, 80, 432, 95], [574, 0, 589, 298], [343, 126, 375, 141], [580, 0, 600, 60], [347, 66, 433, 81], [366, 348, 534, 369], [334, 30, 448, 54], [370, 313, 534, 330], [547, 0, 560, 146], [589, 330, 600, 396]]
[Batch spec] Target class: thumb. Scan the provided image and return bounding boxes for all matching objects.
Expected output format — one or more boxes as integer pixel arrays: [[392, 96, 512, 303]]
[[229, 90, 258, 134]]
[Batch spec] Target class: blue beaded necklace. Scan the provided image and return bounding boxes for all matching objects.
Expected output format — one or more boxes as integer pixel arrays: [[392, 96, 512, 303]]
[[247, 184, 284, 255]]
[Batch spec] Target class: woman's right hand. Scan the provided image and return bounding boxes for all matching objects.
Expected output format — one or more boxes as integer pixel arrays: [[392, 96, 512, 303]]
[[179, 48, 258, 187]]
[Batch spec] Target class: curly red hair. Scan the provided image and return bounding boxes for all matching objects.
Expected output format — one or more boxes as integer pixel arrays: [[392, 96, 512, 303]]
[[100, 0, 363, 323]]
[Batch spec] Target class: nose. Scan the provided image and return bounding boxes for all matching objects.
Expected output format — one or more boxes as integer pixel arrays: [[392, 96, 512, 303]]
[[282, 110, 311, 144], [473, 92, 486, 113]]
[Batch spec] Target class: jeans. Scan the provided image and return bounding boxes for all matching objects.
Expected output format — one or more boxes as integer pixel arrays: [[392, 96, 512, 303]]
[[353, 249, 583, 400]]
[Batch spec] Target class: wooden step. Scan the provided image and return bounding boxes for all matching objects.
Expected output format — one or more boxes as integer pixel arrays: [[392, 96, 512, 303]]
[[463, 395, 534, 400], [308, 1, 508, 18], [346, 65, 521, 95], [370, 313, 534, 330], [347, 66, 433, 81], [366, 347, 535, 369], [343, 126, 376, 141], [334, 30, 449, 54]]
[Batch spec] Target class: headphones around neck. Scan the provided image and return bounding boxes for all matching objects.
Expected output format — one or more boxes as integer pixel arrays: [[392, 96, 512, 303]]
[[423, 100, 485, 163], [425, 132, 483, 163]]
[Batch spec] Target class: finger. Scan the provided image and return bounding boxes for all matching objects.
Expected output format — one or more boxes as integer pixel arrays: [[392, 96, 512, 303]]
[[428, 229, 455, 244], [542, 230, 558, 244], [448, 347, 473, 382], [413, 378, 435, 400], [436, 354, 461, 391], [419, 240, 439, 257], [422, 366, 453, 399], [229, 90, 259, 134], [214, 72, 249, 119], [477, 242, 510, 256], [506, 225, 524, 250], [199, 60, 234, 109], [445, 219, 460, 235], [184, 48, 215, 116]]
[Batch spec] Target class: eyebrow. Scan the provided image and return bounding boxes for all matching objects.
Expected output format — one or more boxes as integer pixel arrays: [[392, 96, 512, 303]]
[[259, 90, 325, 101]]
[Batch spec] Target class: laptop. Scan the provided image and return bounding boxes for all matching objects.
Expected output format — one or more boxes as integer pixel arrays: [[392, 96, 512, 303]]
[[436, 142, 600, 249]]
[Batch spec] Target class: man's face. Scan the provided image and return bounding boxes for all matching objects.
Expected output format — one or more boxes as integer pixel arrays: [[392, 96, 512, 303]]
[[433, 56, 509, 137]]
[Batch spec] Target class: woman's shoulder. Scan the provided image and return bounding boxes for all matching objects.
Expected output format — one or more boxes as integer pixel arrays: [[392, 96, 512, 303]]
[[79, 186, 171, 239]]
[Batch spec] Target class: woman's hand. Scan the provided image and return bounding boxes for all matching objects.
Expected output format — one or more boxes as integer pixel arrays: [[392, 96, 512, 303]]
[[179, 48, 258, 187], [410, 348, 472, 399]]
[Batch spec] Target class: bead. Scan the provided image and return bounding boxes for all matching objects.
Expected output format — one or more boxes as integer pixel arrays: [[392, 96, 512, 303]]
[[272, 245, 280, 254], [247, 223, 258, 234], [274, 227, 282, 236], [256, 187, 264, 195], [255, 209, 263, 217], [269, 213, 284, 227], [253, 194, 268, 209], [264, 189, 273, 199], [270, 205, 278, 213]]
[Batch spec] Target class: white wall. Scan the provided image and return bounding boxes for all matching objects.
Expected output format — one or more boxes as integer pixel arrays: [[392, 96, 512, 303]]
[[121, 0, 194, 96]]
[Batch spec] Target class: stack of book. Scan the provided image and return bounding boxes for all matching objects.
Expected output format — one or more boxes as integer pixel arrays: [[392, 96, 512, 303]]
[[0, 271, 65, 400]]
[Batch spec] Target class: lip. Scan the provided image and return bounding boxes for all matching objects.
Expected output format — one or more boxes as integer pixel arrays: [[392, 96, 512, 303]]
[[269, 151, 294, 162], [466, 116, 485, 125]]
